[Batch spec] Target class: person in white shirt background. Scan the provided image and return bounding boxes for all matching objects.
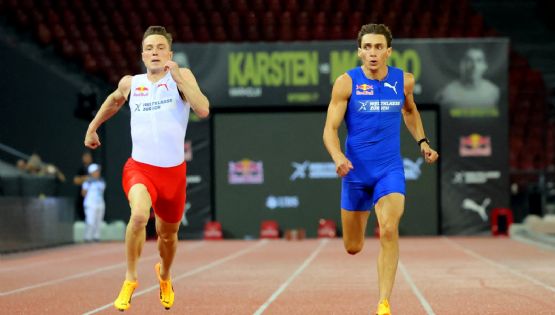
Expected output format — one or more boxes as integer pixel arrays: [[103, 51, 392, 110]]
[[81, 163, 106, 242]]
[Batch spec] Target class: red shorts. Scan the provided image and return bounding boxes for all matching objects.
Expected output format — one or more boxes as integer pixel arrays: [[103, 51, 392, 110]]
[[122, 158, 187, 223]]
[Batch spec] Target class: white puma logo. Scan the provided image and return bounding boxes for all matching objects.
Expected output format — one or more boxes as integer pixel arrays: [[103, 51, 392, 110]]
[[403, 157, 423, 180], [462, 198, 491, 221], [384, 81, 398, 94]]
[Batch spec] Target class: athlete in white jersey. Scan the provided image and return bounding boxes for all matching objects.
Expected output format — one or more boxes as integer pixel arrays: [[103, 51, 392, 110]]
[[129, 69, 191, 166], [84, 26, 209, 311]]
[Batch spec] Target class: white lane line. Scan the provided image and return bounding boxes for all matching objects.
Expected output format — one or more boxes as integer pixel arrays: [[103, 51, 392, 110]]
[[0, 242, 204, 296], [398, 261, 436, 315], [0, 246, 122, 272], [82, 240, 268, 315], [442, 237, 555, 294], [253, 239, 328, 315], [0, 261, 130, 296]]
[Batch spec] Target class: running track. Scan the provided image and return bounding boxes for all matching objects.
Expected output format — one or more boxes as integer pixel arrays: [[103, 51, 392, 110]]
[[1, 237, 555, 314]]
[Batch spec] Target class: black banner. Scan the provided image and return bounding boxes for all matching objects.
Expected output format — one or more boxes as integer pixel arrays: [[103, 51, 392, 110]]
[[213, 111, 438, 238], [175, 39, 508, 235], [436, 44, 509, 234], [0, 197, 74, 253], [179, 115, 212, 239]]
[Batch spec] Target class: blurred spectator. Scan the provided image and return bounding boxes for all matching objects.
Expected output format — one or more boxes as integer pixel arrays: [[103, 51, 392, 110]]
[[16, 153, 66, 182], [44, 163, 66, 182], [81, 163, 106, 242], [73, 151, 93, 220], [16, 159, 27, 171], [25, 153, 43, 174]]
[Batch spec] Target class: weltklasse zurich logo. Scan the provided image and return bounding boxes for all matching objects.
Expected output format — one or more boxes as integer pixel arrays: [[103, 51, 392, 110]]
[[290, 161, 337, 181]]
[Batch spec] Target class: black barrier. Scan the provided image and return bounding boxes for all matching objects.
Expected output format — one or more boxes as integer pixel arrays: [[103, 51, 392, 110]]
[[0, 197, 74, 253], [0, 175, 58, 197], [214, 110, 438, 238], [179, 117, 212, 239], [176, 39, 508, 235]]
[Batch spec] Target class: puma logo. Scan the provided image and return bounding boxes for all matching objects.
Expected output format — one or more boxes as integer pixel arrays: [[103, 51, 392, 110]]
[[462, 197, 491, 221], [384, 81, 398, 94], [403, 157, 423, 180]]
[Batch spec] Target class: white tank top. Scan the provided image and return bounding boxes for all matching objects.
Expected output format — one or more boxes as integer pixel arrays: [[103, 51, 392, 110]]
[[129, 72, 190, 167]]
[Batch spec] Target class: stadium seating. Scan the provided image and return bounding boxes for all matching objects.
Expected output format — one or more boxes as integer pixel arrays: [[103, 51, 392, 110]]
[[0, 0, 496, 83], [0, 0, 551, 178]]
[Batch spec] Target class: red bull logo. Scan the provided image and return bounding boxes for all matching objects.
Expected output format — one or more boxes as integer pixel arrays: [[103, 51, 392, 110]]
[[355, 84, 374, 95], [228, 159, 264, 184], [133, 86, 149, 97], [356, 84, 373, 91], [459, 133, 491, 157]]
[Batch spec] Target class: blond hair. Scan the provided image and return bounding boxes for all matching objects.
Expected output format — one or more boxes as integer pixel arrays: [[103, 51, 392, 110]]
[[142, 26, 173, 47]]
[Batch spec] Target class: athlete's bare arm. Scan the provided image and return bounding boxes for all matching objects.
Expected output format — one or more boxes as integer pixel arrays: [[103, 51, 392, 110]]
[[402, 72, 439, 163], [164, 61, 210, 118], [84, 75, 132, 149], [323, 73, 354, 177]]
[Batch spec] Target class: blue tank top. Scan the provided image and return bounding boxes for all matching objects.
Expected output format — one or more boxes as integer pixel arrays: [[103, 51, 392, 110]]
[[344, 66, 405, 162]]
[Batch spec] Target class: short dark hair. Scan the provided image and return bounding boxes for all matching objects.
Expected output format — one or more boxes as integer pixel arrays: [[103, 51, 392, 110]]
[[143, 26, 173, 47], [357, 24, 393, 48]]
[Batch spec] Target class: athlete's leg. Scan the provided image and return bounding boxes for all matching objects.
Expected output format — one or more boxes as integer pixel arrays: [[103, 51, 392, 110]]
[[114, 183, 151, 311], [341, 209, 370, 255], [153, 214, 180, 309], [374, 192, 404, 303], [125, 184, 152, 281], [155, 215, 180, 280], [341, 179, 373, 254]]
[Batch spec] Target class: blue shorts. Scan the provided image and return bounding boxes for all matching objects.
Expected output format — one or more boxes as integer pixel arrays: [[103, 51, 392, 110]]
[[341, 163, 405, 211]]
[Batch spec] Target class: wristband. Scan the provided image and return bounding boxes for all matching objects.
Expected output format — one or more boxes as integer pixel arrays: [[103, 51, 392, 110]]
[[417, 138, 429, 147]]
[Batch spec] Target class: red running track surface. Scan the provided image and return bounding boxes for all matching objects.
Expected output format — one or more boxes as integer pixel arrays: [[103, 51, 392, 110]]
[[1, 237, 555, 314]]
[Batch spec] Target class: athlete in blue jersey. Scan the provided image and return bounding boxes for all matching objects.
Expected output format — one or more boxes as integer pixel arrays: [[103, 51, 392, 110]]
[[323, 24, 438, 315]]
